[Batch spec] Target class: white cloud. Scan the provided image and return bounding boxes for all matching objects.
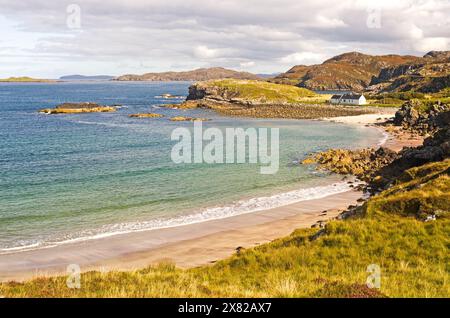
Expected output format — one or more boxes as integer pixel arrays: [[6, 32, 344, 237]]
[[408, 24, 424, 40], [0, 0, 448, 77], [315, 16, 347, 28], [413, 37, 450, 52], [280, 52, 326, 65], [239, 61, 255, 68], [193, 45, 220, 59]]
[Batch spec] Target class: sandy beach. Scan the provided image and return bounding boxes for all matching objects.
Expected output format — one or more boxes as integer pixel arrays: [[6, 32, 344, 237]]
[[323, 112, 396, 125], [0, 189, 363, 282], [323, 111, 424, 151], [0, 111, 416, 283]]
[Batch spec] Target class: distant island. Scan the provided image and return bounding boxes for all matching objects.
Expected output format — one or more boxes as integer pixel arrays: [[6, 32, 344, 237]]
[[115, 67, 260, 81], [59, 75, 115, 81], [39, 102, 116, 114], [0, 76, 57, 83]]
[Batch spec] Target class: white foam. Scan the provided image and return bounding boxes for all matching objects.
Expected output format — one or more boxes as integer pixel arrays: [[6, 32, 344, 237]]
[[0, 181, 357, 254]]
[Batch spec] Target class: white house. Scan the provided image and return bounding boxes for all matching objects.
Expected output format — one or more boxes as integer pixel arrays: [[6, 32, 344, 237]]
[[330, 93, 367, 105]]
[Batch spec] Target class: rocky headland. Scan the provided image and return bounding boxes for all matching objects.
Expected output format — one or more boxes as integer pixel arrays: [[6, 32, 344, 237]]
[[174, 79, 380, 119]]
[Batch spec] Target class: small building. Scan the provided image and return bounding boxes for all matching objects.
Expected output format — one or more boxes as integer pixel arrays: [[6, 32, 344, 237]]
[[330, 93, 367, 105]]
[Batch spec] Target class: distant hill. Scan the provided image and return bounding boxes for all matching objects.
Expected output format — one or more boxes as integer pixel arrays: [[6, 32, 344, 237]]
[[59, 75, 115, 81], [368, 51, 450, 93], [115, 67, 260, 81], [271, 52, 421, 91]]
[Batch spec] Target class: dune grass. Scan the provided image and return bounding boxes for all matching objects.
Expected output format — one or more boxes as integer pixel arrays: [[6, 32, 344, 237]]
[[1, 161, 449, 298]]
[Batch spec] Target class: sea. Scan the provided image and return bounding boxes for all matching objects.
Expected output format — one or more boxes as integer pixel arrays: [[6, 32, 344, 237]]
[[0, 81, 383, 252]]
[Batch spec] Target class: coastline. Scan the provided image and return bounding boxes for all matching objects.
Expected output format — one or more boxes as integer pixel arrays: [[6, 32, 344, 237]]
[[0, 188, 363, 282], [0, 109, 413, 283], [321, 111, 424, 151]]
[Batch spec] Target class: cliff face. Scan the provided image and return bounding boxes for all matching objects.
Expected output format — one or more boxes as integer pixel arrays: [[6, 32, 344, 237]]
[[271, 52, 420, 91], [115, 67, 260, 81], [368, 51, 450, 93]]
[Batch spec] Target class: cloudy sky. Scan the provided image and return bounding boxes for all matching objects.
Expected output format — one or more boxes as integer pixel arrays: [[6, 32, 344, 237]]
[[0, 0, 449, 78]]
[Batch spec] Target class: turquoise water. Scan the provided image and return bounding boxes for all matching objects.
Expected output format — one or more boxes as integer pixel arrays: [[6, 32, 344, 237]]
[[0, 82, 382, 251]]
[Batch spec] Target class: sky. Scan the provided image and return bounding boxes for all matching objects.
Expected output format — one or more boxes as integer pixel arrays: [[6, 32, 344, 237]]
[[0, 0, 449, 78]]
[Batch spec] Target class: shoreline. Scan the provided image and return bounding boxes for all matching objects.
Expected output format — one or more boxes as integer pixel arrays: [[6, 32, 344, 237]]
[[321, 111, 424, 151], [0, 188, 363, 282], [0, 109, 413, 283], [0, 180, 354, 255]]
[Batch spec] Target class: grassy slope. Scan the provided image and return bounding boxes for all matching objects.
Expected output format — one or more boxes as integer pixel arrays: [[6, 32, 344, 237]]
[[206, 79, 330, 104], [1, 160, 448, 298]]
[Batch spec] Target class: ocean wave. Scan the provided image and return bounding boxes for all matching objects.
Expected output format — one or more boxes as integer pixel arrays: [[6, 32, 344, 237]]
[[0, 181, 358, 254]]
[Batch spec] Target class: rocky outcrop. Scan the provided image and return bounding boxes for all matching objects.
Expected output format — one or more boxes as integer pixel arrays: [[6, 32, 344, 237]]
[[370, 121, 450, 191], [129, 113, 164, 118], [186, 82, 241, 103], [115, 67, 260, 81], [302, 148, 399, 181], [393, 100, 450, 135], [303, 100, 449, 192], [39, 102, 116, 114], [169, 116, 210, 122], [370, 63, 425, 85]]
